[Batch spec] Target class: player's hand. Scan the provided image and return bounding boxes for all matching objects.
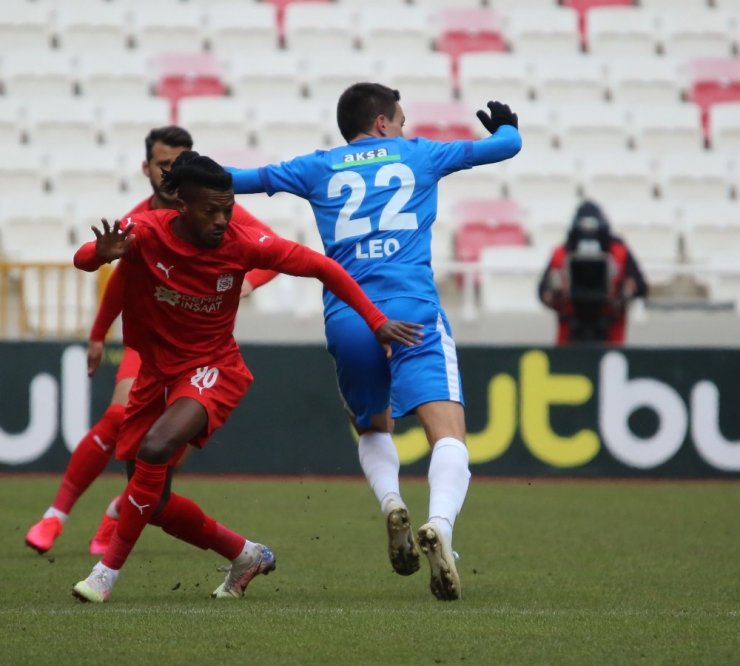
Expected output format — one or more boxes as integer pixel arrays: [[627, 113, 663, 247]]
[[476, 101, 518, 134], [374, 320, 424, 358], [87, 339, 104, 377], [92, 218, 135, 262]]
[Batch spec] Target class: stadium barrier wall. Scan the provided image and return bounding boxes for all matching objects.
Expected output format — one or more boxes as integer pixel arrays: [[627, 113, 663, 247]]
[[1, 341, 738, 478]]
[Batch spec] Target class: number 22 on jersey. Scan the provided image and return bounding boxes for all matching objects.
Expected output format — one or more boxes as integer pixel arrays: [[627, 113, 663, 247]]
[[328, 163, 419, 242]]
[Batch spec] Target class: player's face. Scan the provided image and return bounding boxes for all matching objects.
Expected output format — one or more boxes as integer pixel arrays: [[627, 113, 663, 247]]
[[383, 102, 405, 138], [178, 186, 235, 249], [143, 142, 189, 206]]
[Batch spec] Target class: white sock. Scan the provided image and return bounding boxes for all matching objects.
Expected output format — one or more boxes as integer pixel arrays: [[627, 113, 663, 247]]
[[358, 432, 404, 515], [106, 496, 121, 519], [43, 507, 68, 524], [428, 437, 471, 544]]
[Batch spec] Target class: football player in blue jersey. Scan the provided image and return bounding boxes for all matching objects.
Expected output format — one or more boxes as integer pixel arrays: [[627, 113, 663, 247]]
[[229, 82, 521, 601]]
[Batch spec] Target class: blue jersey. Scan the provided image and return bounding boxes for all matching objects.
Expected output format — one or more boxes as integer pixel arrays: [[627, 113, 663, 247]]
[[255, 136, 474, 318]]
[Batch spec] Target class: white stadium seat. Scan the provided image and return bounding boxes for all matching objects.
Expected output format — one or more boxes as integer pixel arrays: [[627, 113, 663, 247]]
[[206, 2, 278, 54], [381, 52, 454, 103], [0, 4, 52, 50], [710, 101, 740, 153], [54, 4, 130, 53], [586, 7, 658, 57], [681, 201, 740, 264], [579, 152, 657, 205], [130, 5, 205, 53], [75, 52, 152, 99], [2, 51, 76, 99], [26, 98, 100, 148], [658, 153, 733, 206], [0, 100, 26, 147], [556, 104, 631, 153], [458, 53, 534, 108], [657, 10, 734, 59], [602, 200, 680, 264], [250, 98, 329, 158], [631, 104, 705, 156], [504, 151, 580, 205], [303, 52, 384, 101], [98, 98, 172, 149], [533, 57, 608, 105], [355, 5, 434, 54], [283, 4, 355, 53], [0, 147, 46, 196], [479, 245, 550, 313], [607, 57, 683, 105], [177, 96, 250, 153], [46, 149, 123, 198], [507, 8, 581, 56], [226, 52, 305, 101]]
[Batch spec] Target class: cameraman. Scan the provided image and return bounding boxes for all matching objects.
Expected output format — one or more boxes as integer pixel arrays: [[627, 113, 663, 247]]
[[537, 200, 648, 345]]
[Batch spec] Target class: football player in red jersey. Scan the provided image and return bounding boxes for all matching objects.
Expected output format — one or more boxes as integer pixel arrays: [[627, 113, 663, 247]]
[[25, 127, 279, 557], [71, 151, 422, 602]]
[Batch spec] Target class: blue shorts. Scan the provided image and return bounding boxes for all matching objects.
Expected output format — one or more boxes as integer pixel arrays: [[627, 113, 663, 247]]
[[325, 297, 464, 429]]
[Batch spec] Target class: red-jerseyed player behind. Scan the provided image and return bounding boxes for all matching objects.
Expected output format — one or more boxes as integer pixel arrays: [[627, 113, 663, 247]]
[[24, 126, 279, 556], [71, 152, 422, 603]]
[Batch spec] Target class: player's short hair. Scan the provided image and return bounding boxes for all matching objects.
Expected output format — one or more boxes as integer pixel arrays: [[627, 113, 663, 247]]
[[144, 126, 193, 161], [336, 83, 400, 142], [161, 151, 232, 195]]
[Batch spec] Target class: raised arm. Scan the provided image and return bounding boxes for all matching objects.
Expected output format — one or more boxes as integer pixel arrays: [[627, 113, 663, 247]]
[[74, 219, 135, 272], [472, 101, 522, 165]]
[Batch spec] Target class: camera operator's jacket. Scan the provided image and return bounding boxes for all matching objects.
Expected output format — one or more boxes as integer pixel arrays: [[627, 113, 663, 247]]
[[537, 237, 648, 345]]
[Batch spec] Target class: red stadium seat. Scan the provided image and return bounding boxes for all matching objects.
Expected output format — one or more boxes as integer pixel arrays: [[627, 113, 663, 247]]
[[433, 8, 507, 93], [687, 58, 740, 143], [561, 0, 634, 49], [406, 100, 476, 142], [452, 198, 528, 288], [153, 52, 227, 124]]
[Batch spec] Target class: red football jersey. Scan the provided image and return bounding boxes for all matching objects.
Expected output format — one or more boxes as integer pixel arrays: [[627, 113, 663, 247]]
[[85, 208, 387, 379]]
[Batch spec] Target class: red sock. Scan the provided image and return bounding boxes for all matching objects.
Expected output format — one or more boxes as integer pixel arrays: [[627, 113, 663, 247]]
[[150, 493, 245, 561], [52, 404, 125, 514], [102, 460, 167, 570]]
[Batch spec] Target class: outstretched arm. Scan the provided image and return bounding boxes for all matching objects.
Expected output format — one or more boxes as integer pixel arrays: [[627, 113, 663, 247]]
[[226, 167, 266, 195], [255, 238, 423, 350]]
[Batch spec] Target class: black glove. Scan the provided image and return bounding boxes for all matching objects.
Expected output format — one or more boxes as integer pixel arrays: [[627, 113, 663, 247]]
[[476, 101, 518, 134]]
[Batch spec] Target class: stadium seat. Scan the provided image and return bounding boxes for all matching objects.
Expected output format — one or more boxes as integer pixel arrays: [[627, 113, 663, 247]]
[[356, 5, 434, 55], [177, 96, 250, 153], [533, 56, 608, 104], [0, 3, 52, 50], [153, 52, 227, 122], [556, 103, 631, 153], [680, 201, 740, 264], [46, 149, 123, 198], [507, 8, 581, 56], [26, 98, 100, 148], [0, 197, 73, 262], [303, 52, 384, 101], [579, 152, 657, 204], [405, 100, 476, 142], [585, 6, 658, 57], [205, 2, 278, 54], [561, 0, 634, 49], [433, 8, 507, 93], [98, 98, 172, 150], [283, 3, 355, 52], [250, 98, 329, 158], [381, 52, 454, 103], [76, 52, 152, 99], [607, 57, 683, 105], [708, 101, 740, 153], [640, 0, 714, 9], [603, 200, 679, 264], [226, 52, 305, 101], [437, 162, 507, 205], [262, 0, 332, 47], [0, 147, 46, 197], [69, 192, 144, 246], [657, 153, 733, 206], [686, 58, 740, 136], [2, 51, 76, 99], [453, 198, 529, 266], [504, 151, 581, 205], [631, 103, 705, 156], [458, 53, 534, 108], [130, 5, 205, 53], [523, 197, 581, 251], [478, 245, 550, 313], [411, 0, 483, 9], [658, 10, 734, 59], [0, 100, 26, 147], [233, 192, 304, 243], [54, 3, 130, 52]]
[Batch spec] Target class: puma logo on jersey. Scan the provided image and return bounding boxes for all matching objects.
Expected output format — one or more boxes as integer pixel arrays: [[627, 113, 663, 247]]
[[156, 262, 174, 279], [127, 495, 151, 515], [258, 233, 270, 243]]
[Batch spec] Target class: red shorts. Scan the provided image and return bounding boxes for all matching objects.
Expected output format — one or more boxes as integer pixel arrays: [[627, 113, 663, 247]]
[[115, 353, 253, 464], [115, 347, 142, 383]]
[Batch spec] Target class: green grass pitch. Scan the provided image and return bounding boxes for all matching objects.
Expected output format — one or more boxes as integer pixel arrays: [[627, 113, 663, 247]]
[[1, 475, 738, 665]]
